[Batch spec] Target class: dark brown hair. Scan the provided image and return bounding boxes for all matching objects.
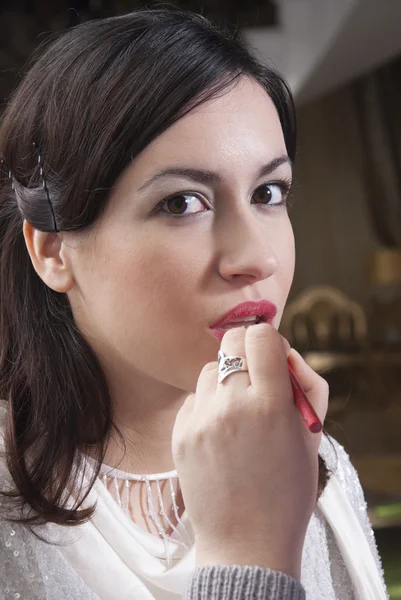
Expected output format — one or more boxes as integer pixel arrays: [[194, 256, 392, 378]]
[[0, 7, 329, 531]]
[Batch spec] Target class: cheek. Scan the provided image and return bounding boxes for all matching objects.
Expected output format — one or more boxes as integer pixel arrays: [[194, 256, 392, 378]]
[[274, 218, 295, 321], [95, 232, 208, 390], [281, 225, 295, 285], [95, 231, 202, 336]]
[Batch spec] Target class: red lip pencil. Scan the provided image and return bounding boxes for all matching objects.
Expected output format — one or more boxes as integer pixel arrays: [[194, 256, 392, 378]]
[[287, 362, 322, 434]]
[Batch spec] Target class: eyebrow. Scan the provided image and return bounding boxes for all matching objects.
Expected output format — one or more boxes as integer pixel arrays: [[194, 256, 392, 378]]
[[138, 155, 292, 192]]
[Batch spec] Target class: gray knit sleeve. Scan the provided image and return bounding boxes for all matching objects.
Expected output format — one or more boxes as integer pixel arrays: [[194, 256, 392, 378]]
[[185, 565, 305, 600]]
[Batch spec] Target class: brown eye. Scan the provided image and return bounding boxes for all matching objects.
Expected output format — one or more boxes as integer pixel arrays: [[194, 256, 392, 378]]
[[160, 193, 208, 217], [252, 184, 285, 206], [166, 195, 188, 214]]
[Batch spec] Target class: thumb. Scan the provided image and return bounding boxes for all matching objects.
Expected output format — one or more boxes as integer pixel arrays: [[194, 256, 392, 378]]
[[288, 348, 329, 426], [280, 334, 292, 358]]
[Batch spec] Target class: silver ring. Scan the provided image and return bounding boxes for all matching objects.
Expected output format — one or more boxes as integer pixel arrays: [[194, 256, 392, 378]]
[[217, 350, 249, 384]]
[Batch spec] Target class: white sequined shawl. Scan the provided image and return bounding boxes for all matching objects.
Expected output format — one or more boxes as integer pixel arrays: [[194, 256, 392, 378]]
[[0, 405, 389, 600]]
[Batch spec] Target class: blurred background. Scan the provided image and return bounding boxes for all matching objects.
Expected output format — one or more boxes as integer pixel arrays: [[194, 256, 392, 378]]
[[1, 0, 400, 595]]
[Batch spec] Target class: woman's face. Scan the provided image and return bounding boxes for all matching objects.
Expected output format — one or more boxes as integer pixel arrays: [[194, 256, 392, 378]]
[[66, 77, 295, 393]]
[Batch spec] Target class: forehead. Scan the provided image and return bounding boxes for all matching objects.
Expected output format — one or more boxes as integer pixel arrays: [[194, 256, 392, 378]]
[[133, 77, 288, 176]]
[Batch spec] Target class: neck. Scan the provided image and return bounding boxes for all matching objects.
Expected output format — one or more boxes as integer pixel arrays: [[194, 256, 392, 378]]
[[102, 372, 189, 476]]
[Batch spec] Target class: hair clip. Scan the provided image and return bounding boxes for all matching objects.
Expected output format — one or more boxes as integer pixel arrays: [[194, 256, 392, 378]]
[[32, 142, 59, 232]]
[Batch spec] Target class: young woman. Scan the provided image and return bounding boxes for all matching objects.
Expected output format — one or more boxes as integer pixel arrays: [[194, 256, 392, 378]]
[[0, 8, 388, 600]]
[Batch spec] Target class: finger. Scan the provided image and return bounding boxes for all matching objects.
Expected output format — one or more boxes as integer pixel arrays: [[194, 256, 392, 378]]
[[245, 323, 291, 400], [280, 335, 292, 358], [218, 326, 250, 392], [288, 348, 329, 425]]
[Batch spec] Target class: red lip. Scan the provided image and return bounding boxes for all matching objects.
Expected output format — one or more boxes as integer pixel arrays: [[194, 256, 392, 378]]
[[210, 300, 277, 330]]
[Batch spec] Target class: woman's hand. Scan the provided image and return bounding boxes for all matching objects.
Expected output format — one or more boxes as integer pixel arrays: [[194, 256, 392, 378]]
[[172, 323, 328, 580]]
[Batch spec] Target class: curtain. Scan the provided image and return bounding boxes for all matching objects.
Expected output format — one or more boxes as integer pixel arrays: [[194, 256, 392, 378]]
[[353, 58, 401, 247]]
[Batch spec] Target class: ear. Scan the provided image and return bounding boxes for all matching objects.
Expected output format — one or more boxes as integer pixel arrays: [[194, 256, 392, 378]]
[[23, 220, 75, 293]]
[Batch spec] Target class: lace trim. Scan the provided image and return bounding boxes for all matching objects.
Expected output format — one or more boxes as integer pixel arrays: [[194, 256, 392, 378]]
[[98, 462, 178, 481], [96, 462, 191, 567]]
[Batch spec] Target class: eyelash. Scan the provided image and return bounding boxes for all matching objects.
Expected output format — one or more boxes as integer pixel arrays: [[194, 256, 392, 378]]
[[153, 178, 293, 219]]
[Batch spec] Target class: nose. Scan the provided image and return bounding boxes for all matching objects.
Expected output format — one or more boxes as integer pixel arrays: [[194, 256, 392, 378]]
[[216, 208, 279, 284]]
